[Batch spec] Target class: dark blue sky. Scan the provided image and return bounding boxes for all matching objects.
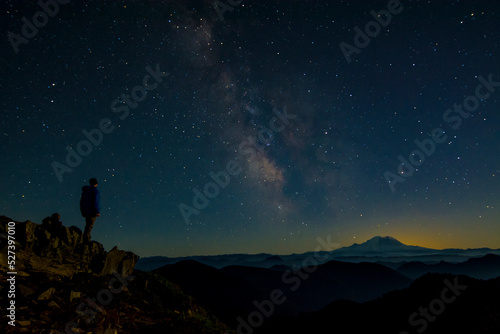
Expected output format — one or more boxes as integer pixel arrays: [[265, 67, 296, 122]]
[[1, 0, 499, 257]]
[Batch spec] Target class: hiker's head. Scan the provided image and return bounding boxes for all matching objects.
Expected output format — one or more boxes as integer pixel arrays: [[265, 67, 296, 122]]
[[89, 178, 98, 187]]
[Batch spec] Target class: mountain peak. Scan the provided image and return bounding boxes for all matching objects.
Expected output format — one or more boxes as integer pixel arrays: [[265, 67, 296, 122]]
[[365, 236, 404, 245], [338, 236, 416, 254]]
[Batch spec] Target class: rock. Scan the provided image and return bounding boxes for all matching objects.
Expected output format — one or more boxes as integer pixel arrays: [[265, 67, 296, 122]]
[[18, 284, 37, 296], [26, 254, 77, 278], [42, 212, 63, 231], [69, 225, 83, 243], [100, 246, 140, 277], [77, 240, 105, 259], [38, 287, 56, 300], [102, 308, 120, 334], [48, 300, 60, 308], [16, 220, 38, 248], [70, 290, 81, 302]]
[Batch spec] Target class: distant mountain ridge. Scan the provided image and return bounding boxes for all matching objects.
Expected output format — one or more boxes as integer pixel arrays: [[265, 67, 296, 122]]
[[258, 273, 500, 334], [398, 253, 500, 280], [153, 258, 413, 325], [137, 236, 500, 270], [336, 236, 433, 254]]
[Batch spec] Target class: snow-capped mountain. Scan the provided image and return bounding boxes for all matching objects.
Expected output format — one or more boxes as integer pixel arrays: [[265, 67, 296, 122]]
[[331, 236, 433, 255]]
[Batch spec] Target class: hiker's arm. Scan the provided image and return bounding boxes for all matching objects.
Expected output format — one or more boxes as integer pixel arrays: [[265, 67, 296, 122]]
[[95, 191, 101, 214]]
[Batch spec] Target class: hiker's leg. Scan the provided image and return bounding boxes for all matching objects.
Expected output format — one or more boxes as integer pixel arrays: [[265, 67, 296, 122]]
[[83, 216, 96, 242]]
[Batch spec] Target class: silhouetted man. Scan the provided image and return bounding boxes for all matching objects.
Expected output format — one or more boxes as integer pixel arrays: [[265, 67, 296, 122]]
[[80, 178, 100, 243]]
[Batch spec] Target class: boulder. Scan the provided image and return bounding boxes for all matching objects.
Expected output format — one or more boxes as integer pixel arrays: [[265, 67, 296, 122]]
[[41, 212, 63, 231], [38, 287, 56, 300], [100, 246, 140, 277], [70, 290, 81, 302]]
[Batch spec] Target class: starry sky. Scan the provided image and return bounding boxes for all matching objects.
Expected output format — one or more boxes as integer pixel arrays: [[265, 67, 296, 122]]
[[1, 0, 499, 257]]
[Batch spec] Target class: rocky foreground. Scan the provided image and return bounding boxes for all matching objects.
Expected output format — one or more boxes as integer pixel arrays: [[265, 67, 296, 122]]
[[0, 214, 229, 333]]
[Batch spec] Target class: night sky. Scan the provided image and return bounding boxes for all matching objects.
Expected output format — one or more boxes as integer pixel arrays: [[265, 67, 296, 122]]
[[1, 0, 499, 257]]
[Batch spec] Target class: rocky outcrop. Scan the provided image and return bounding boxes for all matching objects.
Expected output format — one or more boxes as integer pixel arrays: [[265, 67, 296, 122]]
[[0, 214, 229, 334], [0, 213, 138, 278]]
